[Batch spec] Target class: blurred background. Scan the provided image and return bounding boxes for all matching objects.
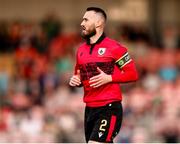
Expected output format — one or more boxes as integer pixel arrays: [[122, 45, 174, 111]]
[[0, 0, 179, 143]]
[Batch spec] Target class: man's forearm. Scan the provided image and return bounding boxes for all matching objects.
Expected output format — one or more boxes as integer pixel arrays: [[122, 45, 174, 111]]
[[111, 64, 138, 83]]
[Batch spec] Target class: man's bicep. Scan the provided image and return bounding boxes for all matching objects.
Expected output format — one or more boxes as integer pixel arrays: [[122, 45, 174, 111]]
[[115, 52, 132, 69], [111, 44, 138, 82], [112, 43, 130, 64]]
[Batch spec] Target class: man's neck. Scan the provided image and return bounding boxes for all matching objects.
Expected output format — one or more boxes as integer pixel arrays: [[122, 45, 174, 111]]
[[89, 31, 104, 44]]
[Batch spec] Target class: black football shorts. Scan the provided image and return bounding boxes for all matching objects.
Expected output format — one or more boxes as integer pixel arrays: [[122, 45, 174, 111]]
[[84, 101, 123, 143]]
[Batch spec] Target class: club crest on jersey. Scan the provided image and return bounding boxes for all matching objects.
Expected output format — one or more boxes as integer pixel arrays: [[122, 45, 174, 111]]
[[98, 48, 106, 55]]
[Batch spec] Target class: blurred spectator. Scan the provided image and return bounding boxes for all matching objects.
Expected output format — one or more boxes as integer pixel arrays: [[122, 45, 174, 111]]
[[159, 49, 178, 81], [0, 67, 9, 97], [15, 38, 39, 79], [41, 12, 62, 42], [162, 26, 179, 49], [0, 21, 9, 52], [8, 22, 21, 51], [19, 106, 44, 136], [32, 27, 48, 54]]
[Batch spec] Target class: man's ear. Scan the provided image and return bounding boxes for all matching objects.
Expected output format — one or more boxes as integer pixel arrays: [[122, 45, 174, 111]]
[[95, 19, 103, 28]]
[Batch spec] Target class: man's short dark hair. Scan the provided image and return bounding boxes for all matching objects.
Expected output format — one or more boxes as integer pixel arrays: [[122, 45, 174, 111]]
[[86, 7, 107, 21]]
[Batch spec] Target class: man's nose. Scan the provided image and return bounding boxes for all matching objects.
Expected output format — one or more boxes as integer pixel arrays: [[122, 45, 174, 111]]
[[80, 21, 84, 27]]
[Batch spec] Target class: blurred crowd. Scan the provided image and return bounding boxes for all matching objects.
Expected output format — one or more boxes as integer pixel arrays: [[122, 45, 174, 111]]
[[0, 13, 180, 143]]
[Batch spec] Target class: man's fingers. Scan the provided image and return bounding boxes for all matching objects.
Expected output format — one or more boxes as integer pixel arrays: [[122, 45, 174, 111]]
[[70, 80, 81, 86], [71, 78, 81, 84], [72, 76, 81, 82], [69, 80, 76, 86], [97, 67, 103, 73], [69, 76, 81, 86], [90, 80, 102, 88], [93, 83, 102, 88], [90, 74, 101, 81], [69, 82, 76, 86], [89, 77, 101, 84]]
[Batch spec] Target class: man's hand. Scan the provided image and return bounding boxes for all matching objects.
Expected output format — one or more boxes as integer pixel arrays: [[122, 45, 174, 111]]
[[89, 67, 112, 88], [69, 70, 81, 86]]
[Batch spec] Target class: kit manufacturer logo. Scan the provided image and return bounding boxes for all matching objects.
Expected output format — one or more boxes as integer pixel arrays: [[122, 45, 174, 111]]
[[98, 132, 103, 138]]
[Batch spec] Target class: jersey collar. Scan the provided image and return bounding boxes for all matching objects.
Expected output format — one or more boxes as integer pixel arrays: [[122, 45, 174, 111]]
[[86, 33, 106, 45]]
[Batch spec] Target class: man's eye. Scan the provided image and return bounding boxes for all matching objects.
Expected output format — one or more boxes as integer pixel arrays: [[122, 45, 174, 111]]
[[84, 18, 88, 22]]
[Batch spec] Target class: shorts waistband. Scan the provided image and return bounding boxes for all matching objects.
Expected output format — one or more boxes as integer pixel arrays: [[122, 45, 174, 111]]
[[86, 101, 121, 109]]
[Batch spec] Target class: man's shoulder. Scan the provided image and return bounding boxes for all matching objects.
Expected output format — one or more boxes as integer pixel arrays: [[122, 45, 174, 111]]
[[104, 37, 126, 49], [105, 37, 117, 43], [75, 42, 87, 53], [78, 42, 87, 49]]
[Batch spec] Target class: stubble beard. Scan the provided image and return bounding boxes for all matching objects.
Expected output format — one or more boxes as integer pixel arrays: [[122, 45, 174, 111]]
[[81, 28, 96, 39]]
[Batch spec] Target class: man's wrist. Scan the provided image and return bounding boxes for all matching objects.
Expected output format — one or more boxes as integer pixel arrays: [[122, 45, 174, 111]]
[[111, 74, 116, 82], [108, 75, 112, 82]]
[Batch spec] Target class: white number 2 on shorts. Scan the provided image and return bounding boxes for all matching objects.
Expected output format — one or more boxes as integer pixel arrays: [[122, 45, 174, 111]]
[[99, 119, 107, 131]]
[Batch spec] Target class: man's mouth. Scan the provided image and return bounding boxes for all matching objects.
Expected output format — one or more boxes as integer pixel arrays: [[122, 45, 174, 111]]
[[82, 26, 86, 30]]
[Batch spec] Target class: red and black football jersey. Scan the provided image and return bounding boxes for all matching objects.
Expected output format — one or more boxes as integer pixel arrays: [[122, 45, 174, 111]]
[[75, 34, 138, 107]]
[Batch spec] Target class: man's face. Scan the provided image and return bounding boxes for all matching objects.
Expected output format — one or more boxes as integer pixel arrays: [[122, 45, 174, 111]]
[[80, 11, 96, 39]]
